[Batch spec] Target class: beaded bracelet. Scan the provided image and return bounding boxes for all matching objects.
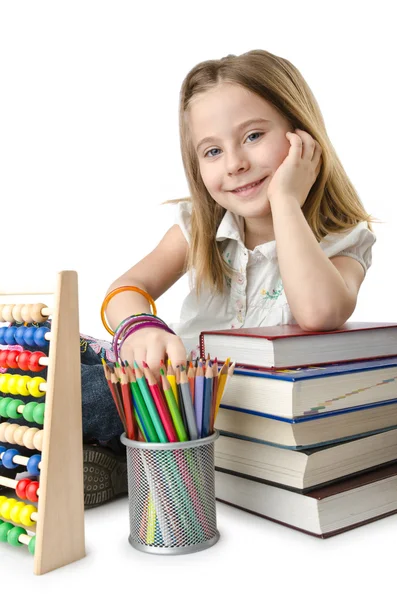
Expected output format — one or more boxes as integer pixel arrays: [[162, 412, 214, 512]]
[[112, 320, 176, 363], [101, 286, 157, 335]]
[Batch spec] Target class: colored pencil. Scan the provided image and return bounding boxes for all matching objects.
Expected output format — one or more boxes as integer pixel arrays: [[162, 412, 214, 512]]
[[187, 361, 196, 405], [127, 365, 160, 442], [159, 368, 188, 442], [141, 361, 178, 443], [194, 359, 205, 437], [133, 360, 168, 443], [179, 366, 199, 440], [166, 360, 178, 406], [201, 362, 213, 438], [119, 368, 137, 439]]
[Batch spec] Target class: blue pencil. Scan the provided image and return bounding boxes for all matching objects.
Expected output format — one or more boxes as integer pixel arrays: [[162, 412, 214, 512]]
[[201, 362, 213, 438]]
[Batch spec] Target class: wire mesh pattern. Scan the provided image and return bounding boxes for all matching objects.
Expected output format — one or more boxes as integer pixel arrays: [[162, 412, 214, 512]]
[[123, 432, 219, 554]]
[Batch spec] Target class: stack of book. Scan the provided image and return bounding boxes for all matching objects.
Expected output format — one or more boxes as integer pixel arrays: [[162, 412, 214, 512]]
[[199, 322, 397, 538]]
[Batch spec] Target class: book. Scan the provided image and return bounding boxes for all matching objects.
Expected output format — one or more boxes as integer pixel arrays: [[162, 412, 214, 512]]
[[215, 462, 397, 538], [199, 322, 397, 369], [215, 399, 397, 448], [220, 356, 397, 419], [215, 429, 397, 489]]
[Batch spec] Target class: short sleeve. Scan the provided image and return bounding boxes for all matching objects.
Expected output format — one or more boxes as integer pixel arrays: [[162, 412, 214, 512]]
[[174, 200, 193, 244], [320, 221, 376, 275]]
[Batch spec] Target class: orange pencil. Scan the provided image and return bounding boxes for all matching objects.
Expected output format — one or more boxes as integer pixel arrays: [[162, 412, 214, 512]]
[[187, 360, 196, 405]]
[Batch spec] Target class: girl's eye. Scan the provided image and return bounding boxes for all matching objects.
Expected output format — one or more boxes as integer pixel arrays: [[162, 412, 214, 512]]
[[204, 132, 264, 158]]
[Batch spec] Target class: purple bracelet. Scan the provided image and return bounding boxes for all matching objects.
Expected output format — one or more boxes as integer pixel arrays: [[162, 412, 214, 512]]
[[113, 314, 168, 350], [113, 320, 176, 363]]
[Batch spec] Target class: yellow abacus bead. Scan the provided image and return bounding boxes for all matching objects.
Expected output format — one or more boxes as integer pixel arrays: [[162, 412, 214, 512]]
[[0, 422, 9, 442], [33, 429, 44, 452], [14, 425, 29, 446], [0, 305, 5, 322], [21, 304, 33, 324], [23, 427, 40, 450], [31, 303, 48, 323], [4, 423, 19, 444], [0, 374, 12, 394], [1, 498, 18, 520], [16, 376, 31, 397], [10, 501, 25, 524], [20, 504, 36, 527], [11, 304, 24, 323], [27, 377, 46, 398], [2, 304, 15, 323], [7, 375, 20, 396], [0, 496, 7, 505]]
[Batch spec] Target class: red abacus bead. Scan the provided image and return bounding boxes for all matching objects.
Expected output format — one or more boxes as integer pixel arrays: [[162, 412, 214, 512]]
[[17, 351, 32, 371], [15, 478, 31, 500], [28, 352, 46, 373], [0, 350, 8, 369], [6, 350, 20, 369], [26, 481, 39, 503]]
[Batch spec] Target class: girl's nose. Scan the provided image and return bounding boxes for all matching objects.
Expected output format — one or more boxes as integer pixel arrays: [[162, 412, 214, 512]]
[[226, 149, 250, 176]]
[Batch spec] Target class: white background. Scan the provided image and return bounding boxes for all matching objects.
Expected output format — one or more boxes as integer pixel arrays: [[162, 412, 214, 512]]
[[1, 0, 396, 595]]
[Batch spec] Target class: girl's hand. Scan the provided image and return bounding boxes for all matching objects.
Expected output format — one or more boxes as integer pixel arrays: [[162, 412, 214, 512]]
[[120, 327, 187, 381], [267, 129, 322, 207]]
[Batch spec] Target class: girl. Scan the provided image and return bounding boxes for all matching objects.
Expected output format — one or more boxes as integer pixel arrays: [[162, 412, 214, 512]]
[[84, 49, 376, 507]]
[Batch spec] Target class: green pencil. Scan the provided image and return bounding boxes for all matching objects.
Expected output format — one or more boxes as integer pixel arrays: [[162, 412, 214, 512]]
[[126, 366, 159, 442], [133, 361, 168, 443], [160, 368, 188, 442]]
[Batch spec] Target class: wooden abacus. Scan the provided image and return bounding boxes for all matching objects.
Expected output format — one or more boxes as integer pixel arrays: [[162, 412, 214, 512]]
[[0, 271, 85, 575]]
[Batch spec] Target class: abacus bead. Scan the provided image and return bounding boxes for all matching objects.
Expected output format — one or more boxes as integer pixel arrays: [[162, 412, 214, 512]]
[[28, 534, 36, 555], [33, 429, 43, 451], [0, 350, 8, 369], [31, 303, 47, 323], [28, 351, 46, 372], [16, 375, 31, 396], [0, 396, 12, 417], [14, 425, 29, 446], [2, 449, 19, 469], [27, 454, 41, 476], [2, 305, 15, 323], [7, 525, 25, 547], [4, 326, 17, 345], [0, 327, 6, 344], [0, 305, 5, 321], [14, 326, 27, 346], [33, 403, 45, 425], [28, 377, 46, 398], [0, 374, 12, 394], [11, 304, 24, 323], [7, 375, 20, 396], [0, 521, 14, 543], [26, 481, 39, 503], [23, 402, 38, 422], [20, 504, 36, 527], [16, 478, 31, 500], [0, 423, 9, 442], [34, 326, 50, 349], [4, 423, 20, 444], [6, 398, 24, 419], [17, 350, 31, 371], [10, 501, 25, 524], [21, 304, 33, 324], [0, 447, 6, 459], [6, 350, 20, 369], [23, 427, 39, 450], [23, 327, 35, 347], [1, 498, 17, 519]]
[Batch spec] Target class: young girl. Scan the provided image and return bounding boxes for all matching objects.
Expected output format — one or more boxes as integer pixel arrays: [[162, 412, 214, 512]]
[[86, 49, 376, 506]]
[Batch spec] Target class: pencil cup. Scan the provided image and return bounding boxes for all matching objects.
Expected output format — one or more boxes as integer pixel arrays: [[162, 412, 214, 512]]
[[121, 431, 220, 555]]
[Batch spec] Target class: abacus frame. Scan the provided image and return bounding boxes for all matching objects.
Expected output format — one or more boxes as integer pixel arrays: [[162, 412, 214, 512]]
[[0, 271, 85, 575]]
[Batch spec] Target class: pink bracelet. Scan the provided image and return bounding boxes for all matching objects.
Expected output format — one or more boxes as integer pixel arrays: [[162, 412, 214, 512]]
[[112, 319, 176, 363], [113, 314, 174, 351]]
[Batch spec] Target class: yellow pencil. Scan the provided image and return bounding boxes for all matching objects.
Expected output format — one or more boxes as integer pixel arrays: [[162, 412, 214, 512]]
[[213, 357, 230, 422], [166, 359, 178, 406]]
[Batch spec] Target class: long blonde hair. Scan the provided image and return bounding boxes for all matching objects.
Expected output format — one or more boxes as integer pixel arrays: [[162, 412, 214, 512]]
[[164, 49, 376, 298]]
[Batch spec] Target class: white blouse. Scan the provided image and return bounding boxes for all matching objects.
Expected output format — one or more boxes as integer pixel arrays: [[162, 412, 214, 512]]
[[168, 200, 376, 358]]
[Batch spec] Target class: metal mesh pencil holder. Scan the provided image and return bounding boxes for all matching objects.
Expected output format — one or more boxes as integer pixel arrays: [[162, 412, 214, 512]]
[[121, 431, 220, 555]]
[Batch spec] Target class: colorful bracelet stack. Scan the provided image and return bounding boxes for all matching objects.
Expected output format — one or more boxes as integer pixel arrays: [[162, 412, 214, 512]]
[[112, 313, 176, 364]]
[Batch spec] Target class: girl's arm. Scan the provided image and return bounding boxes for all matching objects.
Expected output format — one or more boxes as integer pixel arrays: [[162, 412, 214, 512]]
[[270, 195, 364, 331], [105, 224, 189, 332]]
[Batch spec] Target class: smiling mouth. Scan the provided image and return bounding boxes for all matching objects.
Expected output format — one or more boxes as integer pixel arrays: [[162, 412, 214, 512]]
[[231, 177, 267, 193]]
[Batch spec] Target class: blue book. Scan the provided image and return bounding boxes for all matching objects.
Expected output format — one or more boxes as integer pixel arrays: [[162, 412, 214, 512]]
[[220, 356, 397, 419]]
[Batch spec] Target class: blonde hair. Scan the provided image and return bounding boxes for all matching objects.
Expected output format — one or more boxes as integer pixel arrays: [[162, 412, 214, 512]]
[[164, 49, 376, 298]]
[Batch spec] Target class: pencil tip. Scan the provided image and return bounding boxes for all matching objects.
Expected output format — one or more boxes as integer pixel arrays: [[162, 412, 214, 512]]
[[142, 360, 148, 368]]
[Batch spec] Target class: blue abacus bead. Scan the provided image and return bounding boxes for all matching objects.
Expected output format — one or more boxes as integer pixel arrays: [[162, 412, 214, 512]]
[[0, 446, 6, 465], [14, 326, 27, 346], [4, 326, 17, 346], [27, 454, 41, 476], [34, 326, 50, 349], [23, 327, 36, 347], [2, 449, 19, 469], [0, 328, 6, 344]]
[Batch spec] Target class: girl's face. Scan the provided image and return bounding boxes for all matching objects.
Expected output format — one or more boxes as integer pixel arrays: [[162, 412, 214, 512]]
[[188, 82, 293, 219]]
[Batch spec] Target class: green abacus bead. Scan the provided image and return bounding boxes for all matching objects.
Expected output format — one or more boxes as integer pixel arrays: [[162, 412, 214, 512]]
[[23, 402, 38, 422], [0, 397, 12, 418], [0, 521, 14, 543], [7, 525, 26, 547], [28, 535, 36, 555], [32, 403, 45, 425], [6, 398, 24, 419]]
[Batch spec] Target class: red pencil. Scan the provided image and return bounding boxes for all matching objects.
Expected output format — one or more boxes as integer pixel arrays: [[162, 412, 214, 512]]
[[141, 361, 178, 442]]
